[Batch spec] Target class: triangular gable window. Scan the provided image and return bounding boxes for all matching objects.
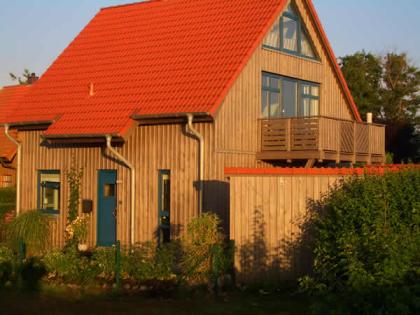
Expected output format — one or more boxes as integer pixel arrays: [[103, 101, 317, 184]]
[[263, 2, 317, 59]]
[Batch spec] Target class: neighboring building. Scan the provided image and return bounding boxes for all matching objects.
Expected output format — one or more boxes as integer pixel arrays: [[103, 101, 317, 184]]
[[0, 0, 385, 248], [0, 85, 31, 187]]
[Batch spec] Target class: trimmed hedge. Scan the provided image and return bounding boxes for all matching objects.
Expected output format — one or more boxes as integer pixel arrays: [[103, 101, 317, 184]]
[[300, 169, 420, 315]]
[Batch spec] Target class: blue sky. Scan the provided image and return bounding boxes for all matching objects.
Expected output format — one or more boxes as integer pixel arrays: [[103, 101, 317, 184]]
[[0, 0, 419, 86]]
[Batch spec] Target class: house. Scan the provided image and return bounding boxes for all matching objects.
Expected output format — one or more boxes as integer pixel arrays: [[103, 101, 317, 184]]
[[0, 0, 385, 248], [0, 85, 31, 188]]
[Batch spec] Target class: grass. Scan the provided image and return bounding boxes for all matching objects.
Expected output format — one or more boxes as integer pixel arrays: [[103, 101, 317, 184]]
[[0, 287, 310, 315]]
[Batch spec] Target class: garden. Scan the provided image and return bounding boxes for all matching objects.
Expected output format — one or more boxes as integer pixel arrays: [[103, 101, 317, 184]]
[[0, 168, 419, 315]]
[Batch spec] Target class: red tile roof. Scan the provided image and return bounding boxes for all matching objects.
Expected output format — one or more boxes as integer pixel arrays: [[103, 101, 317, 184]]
[[2, 0, 361, 137], [0, 85, 31, 160]]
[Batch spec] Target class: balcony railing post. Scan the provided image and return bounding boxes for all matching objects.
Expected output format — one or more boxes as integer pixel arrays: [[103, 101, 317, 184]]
[[287, 118, 291, 152], [352, 121, 356, 165], [336, 120, 341, 164], [318, 117, 324, 162]]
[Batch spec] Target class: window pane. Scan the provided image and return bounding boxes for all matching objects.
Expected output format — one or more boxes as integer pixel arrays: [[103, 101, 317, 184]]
[[270, 92, 281, 117], [311, 99, 319, 116], [301, 30, 315, 58], [282, 16, 298, 52], [262, 75, 270, 88], [285, 4, 295, 15], [301, 98, 311, 117], [311, 85, 319, 97], [282, 80, 297, 116], [261, 90, 269, 118], [263, 19, 280, 48], [40, 172, 60, 211], [104, 184, 115, 197], [303, 84, 311, 95], [300, 97, 319, 117], [270, 77, 280, 90]]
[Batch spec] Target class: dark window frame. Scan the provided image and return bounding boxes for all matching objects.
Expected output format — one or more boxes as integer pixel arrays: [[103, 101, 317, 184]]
[[262, 72, 320, 119], [37, 170, 61, 215]]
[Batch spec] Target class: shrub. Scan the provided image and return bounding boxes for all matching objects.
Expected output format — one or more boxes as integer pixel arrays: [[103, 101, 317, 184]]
[[92, 247, 118, 282], [43, 248, 99, 286], [0, 187, 16, 241], [6, 210, 51, 255], [0, 245, 15, 287], [180, 213, 229, 285], [126, 242, 177, 282], [300, 169, 420, 315]]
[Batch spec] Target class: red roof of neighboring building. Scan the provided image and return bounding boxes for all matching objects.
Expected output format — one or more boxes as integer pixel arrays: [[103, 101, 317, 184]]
[[2, 0, 361, 137], [0, 85, 31, 160]]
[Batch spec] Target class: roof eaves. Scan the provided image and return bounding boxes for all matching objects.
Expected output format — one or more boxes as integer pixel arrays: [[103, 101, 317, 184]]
[[131, 112, 211, 120]]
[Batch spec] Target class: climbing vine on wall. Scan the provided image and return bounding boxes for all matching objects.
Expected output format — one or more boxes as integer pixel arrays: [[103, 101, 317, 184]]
[[66, 159, 83, 226]]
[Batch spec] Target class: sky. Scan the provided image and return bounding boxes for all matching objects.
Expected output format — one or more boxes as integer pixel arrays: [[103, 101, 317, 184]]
[[0, 0, 419, 86]]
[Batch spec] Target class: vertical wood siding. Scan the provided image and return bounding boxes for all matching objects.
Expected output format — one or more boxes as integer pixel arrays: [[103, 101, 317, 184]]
[[215, 0, 355, 155], [229, 174, 344, 282], [18, 0, 359, 249]]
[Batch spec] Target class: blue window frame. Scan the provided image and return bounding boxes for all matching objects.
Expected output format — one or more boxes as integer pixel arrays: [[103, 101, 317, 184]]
[[263, 3, 317, 60], [38, 170, 61, 214], [262, 72, 320, 118]]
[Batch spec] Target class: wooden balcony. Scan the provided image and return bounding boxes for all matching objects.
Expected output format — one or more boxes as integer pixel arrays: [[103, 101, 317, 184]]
[[257, 116, 386, 164]]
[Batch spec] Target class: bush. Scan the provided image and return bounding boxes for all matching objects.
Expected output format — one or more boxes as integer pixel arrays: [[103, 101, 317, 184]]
[[0, 187, 16, 241], [300, 169, 420, 315], [126, 242, 177, 282], [180, 213, 230, 285], [43, 248, 99, 286], [0, 245, 15, 288], [6, 210, 51, 255]]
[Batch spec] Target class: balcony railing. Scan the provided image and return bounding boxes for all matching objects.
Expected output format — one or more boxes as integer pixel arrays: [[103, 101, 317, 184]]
[[258, 116, 385, 164]]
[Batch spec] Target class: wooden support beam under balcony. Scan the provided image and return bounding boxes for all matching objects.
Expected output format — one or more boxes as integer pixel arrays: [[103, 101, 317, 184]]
[[257, 116, 386, 165]]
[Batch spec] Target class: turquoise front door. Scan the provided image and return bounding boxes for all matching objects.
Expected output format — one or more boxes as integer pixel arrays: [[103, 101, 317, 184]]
[[97, 170, 117, 246]]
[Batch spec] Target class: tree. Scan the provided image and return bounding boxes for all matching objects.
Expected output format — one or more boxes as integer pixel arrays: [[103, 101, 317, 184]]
[[340, 52, 420, 163], [9, 69, 37, 85], [339, 51, 382, 119]]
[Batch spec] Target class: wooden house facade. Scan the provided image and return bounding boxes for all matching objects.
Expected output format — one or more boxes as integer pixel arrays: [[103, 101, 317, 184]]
[[1, 0, 385, 248]]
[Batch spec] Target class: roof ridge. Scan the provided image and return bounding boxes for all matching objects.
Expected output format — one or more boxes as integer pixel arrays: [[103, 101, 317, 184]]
[[101, 0, 162, 11]]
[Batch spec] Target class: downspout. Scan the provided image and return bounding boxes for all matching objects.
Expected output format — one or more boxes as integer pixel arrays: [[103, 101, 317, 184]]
[[105, 135, 135, 246], [4, 125, 21, 216], [186, 114, 204, 215]]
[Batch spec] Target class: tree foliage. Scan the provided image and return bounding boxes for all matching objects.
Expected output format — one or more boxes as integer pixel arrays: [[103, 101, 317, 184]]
[[339, 51, 420, 162], [9, 69, 36, 85], [300, 169, 420, 315]]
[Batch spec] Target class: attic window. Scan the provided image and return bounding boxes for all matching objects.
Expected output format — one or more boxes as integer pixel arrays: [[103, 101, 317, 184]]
[[263, 2, 317, 60]]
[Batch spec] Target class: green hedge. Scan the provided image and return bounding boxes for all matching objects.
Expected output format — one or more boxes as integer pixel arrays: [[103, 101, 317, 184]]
[[300, 169, 420, 315]]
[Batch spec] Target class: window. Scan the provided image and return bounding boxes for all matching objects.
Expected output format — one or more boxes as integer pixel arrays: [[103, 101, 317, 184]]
[[262, 72, 320, 118], [263, 2, 317, 59], [38, 170, 60, 214], [158, 170, 170, 244]]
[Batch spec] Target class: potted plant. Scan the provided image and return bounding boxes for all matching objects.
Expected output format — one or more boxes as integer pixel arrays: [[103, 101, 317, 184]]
[[67, 216, 89, 251]]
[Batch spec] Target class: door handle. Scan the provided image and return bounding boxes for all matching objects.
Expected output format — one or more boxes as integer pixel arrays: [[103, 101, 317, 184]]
[[113, 209, 117, 217]]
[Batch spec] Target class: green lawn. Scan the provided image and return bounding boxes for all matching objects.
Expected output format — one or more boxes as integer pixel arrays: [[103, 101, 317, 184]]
[[0, 289, 310, 315]]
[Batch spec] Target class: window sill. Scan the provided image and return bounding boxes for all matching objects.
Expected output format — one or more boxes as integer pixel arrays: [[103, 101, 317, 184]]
[[262, 45, 322, 64]]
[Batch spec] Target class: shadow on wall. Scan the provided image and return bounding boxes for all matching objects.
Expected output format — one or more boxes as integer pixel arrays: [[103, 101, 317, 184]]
[[236, 200, 319, 284], [193, 180, 230, 236]]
